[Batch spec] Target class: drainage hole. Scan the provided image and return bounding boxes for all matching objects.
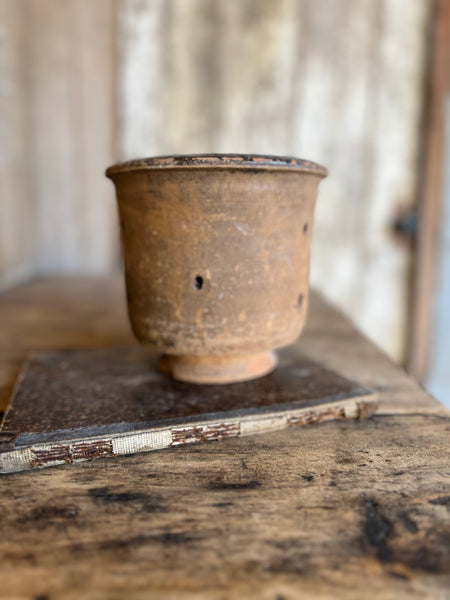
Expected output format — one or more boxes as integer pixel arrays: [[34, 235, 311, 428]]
[[194, 275, 204, 290], [303, 223, 309, 234], [297, 293, 304, 309]]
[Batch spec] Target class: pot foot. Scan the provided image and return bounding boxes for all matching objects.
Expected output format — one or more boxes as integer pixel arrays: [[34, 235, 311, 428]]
[[158, 351, 278, 384]]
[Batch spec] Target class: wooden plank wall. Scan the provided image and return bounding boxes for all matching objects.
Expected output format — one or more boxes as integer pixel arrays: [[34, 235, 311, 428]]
[[410, 0, 450, 383], [0, 0, 33, 288], [420, 0, 450, 407], [0, 0, 119, 283], [0, 0, 430, 363]]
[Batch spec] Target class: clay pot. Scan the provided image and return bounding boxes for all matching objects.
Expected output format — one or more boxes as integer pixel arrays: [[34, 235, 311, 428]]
[[106, 154, 327, 384]]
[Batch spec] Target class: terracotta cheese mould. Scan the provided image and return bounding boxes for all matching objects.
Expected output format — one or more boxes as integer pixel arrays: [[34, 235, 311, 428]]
[[106, 154, 327, 384]]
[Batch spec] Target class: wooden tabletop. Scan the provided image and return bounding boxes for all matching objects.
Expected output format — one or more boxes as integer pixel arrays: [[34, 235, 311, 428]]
[[0, 277, 448, 599]]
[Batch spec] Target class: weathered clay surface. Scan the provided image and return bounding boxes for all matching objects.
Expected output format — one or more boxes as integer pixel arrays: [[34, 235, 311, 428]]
[[106, 154, 326, 383], [158, 350, 278, 384]]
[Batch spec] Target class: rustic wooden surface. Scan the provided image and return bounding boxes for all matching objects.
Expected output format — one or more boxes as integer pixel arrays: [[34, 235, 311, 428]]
[[0, 347, 376, 473], [0, 278, 448, 599], [1, 0, 431, 364]]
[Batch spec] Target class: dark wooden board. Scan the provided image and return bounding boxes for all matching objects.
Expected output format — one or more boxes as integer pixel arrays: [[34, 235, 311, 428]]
[[0, 347, 376, 473]]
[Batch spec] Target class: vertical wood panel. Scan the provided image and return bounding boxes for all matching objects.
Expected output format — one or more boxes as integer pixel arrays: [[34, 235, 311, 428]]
[[416, 0, 450, 407], [26, 0, 118, 273], [118, 0, 429, 361], [354, 0, 430, 361], [411, 0, 450, 382], [426, 99, 450, 407], [0, 0, 33, 289]]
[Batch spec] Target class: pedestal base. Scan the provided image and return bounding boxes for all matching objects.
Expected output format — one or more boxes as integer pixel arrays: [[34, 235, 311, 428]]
[[158, 351, 278, 384]]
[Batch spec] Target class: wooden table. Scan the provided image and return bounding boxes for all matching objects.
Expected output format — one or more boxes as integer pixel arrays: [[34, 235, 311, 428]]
[[0, 278, 449, 599]]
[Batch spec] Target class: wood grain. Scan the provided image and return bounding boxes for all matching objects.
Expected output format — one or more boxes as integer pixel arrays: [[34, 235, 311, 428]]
[[0, 0, 119, 284], [0, 0, 34, 289], [0, 277, 448, 598], [0, 414, 449, 599], [410, 0, 450, 384]]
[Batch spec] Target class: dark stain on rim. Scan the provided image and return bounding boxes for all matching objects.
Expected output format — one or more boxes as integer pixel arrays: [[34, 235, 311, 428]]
[[105, 154, 328, 178]]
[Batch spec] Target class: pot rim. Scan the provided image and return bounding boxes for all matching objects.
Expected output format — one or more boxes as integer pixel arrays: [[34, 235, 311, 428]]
[[105, 153, 328, 178]]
